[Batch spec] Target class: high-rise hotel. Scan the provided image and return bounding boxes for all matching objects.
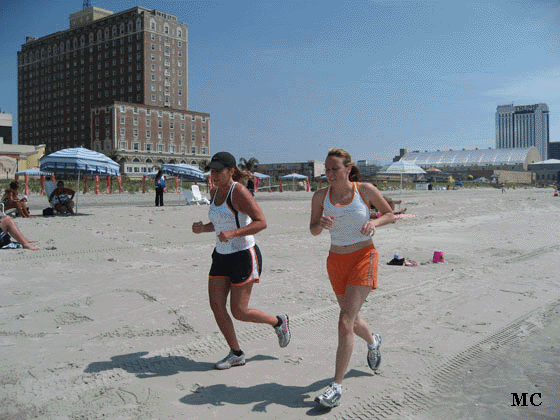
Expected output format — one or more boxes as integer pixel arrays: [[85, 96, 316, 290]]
[[17, 6, 210, 175], [495, 103, 548, 161]]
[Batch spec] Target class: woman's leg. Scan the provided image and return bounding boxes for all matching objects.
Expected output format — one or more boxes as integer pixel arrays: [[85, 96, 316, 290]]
[[0, 216, 38, 250], [208, 277, 240, 351], [16, 201, 30, 217], [335, 295, 374, 345], [333, 285, 372, 384], [229, 282, 277, 326]]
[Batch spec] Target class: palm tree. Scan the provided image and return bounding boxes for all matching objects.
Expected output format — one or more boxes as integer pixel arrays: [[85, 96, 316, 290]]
[[238, 157, 259, 172]]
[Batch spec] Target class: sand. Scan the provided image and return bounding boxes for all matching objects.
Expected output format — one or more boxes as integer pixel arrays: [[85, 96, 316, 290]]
[[1, 187, 560, 419]]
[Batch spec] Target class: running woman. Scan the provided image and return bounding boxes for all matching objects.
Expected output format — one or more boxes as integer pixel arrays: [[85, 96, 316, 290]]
[[192, 151, 291, 369], [309, 148, 395, 408]]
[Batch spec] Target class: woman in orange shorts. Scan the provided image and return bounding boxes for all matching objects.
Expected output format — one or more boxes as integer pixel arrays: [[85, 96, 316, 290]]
[[309, 148, 395, 408]]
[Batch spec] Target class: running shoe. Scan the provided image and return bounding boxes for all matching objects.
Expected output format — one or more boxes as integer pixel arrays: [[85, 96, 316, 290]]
[[315, 383, 342, 408], [367, 333, 382, 370], [215, 350, 246, 370], [274, 314, 291, 348]]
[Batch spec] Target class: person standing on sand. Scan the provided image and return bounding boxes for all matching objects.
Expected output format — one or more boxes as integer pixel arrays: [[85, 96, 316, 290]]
[[192, 151, 291, 369], [155, 170, 166, 206], [309, 148, 395, 408]]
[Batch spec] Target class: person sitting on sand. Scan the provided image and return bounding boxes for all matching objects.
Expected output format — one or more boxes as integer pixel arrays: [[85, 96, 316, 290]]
[[2, 181, 32, 218], [370, 196, 406, 219], [0, 214, 38, 250], [49, 181, 75, 214]]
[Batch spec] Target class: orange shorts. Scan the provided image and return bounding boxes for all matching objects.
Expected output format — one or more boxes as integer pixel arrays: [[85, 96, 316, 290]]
[[327, 244, 378, 295]]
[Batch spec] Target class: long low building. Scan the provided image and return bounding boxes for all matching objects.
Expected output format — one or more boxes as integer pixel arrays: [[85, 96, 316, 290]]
[[400, 147, 541, 171]]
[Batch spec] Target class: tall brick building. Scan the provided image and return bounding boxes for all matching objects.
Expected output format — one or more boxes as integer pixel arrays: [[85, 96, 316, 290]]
[[17, 6, 210, 175]]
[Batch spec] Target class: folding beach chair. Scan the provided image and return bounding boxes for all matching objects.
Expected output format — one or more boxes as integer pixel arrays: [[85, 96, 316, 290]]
[[183, 185, 209, 205], [1, 203, 18, 217], [43, 181, 64, 215], [191, 185, 210, 204]]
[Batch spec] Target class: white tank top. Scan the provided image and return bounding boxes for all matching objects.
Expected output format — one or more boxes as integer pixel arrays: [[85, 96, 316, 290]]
[[322, 182, 371, 246], [208, 182, 256, 254]]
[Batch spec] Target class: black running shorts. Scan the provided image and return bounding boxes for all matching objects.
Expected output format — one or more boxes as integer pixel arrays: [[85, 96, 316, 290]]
[[209, 245, 262, 286]]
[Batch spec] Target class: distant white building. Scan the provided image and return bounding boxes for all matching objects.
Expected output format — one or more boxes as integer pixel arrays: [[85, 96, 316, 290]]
[[496, 103, 548, 161], [0, 112, 13, 145]]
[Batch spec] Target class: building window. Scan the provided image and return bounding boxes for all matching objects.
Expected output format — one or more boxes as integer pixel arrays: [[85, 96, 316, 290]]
[[158, 131, 163, 139], [158, 144, 164, 152], [133, 142, 139, 151], [146, 109, 151, 116], [146, 143, 152, 151], [146, 119, 151, 126], [120, 141, 127, 149], [120, 128, 125, 136], [133, 106, 139, 114], [146, 130, 151, 138]]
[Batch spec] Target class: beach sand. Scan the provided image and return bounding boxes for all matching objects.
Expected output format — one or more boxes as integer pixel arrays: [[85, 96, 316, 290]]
[[1, 187, 559, 419]]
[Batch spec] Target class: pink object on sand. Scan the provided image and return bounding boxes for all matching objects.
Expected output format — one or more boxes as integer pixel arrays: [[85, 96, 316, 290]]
[[433, 250, 444, 263]]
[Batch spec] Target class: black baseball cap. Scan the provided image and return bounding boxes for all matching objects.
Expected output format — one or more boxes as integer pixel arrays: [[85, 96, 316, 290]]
[[207, 151, 237, 170]]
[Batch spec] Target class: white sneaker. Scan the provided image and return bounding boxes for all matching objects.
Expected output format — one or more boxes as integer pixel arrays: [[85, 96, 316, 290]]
[[367, 333, 382, 370], [315, 383, 342, 408], [215, 350, 246, 370], [274, 314, 291, 348]]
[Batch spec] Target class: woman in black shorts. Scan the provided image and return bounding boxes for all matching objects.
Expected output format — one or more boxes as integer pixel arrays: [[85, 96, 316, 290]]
[[192, 151, 291, 369]]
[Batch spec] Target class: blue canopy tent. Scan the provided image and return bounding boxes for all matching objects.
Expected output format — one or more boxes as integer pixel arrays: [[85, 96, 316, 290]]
[[280, 173, 308, 191], [40, 147, 120, 212], [253, 172, 271, 191]]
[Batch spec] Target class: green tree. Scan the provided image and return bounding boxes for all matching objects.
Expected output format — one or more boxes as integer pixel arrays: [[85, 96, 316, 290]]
[[238, 157, 259, 172]]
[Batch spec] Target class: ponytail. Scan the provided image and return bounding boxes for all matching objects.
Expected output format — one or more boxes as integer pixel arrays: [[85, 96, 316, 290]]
[[349, 165, 361, 182], [232, 168, 252, 183]]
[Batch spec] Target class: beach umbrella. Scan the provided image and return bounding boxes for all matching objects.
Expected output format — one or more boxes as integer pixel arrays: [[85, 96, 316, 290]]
[[40, 147, 120, 212], [161, 163, 206, 182], [15, 168, 53, 195], [161, 163, 207, 203], [377, 161, 426, 189], [280, 173, 308, 191], [15, 168, 53, 177]]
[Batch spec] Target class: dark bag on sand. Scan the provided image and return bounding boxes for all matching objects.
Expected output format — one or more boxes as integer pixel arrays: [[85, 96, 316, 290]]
[[43, 207, 55, 216], [0, 231, 11, 247]]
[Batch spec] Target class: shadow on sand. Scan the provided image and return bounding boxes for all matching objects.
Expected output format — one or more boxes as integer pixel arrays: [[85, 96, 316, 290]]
[[180, 368, 372, 414], [84, 351, 277, 379]]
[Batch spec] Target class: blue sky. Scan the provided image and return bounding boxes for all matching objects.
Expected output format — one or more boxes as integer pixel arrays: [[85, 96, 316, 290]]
[[1, 0, 559, 164]]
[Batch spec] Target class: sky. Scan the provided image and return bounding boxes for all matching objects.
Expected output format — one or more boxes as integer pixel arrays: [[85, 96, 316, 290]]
[[1, 0, 560, 164]]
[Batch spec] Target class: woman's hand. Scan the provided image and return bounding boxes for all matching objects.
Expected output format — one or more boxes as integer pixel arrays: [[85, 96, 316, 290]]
[[217, 230, 235, 242], [192, 221, 204, 234], [360, 220, 376, 237], [319, 215, 335, 230]]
